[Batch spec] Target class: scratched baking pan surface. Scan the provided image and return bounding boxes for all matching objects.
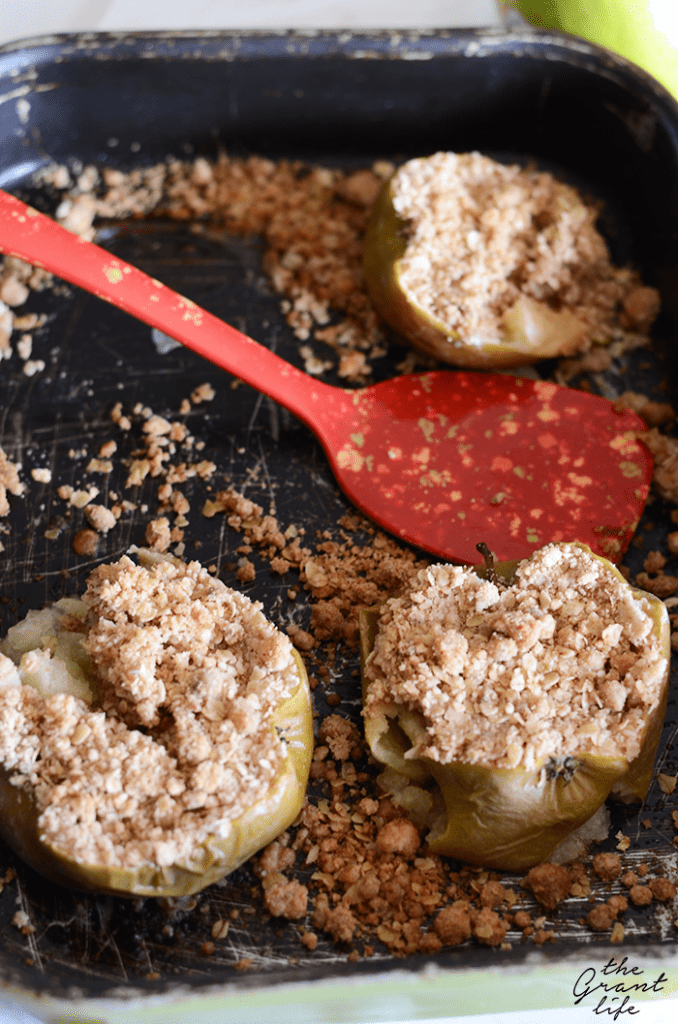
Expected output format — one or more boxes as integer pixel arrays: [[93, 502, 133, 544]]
[[1, 28, 678, 1008]]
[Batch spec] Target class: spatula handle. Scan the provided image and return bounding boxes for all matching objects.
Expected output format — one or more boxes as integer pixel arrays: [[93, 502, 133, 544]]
[[0, 189, 336, 426]]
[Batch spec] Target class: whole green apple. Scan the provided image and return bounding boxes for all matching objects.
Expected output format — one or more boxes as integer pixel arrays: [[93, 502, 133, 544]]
[[512, 0, 678, 100]]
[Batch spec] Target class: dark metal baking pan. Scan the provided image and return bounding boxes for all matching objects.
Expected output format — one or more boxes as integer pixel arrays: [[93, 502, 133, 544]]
[[1, 27, 678, 1023]]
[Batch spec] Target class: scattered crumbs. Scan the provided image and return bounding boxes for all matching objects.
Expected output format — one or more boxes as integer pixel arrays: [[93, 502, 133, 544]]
[[110, 403, 132, 431], [629, 885, 653, 906], [262, 875, 308, 920], [521, 864, 571, 911], [657, 773, 677, 795], [22, 360, 45, 377], [234, 958, 254, 972], [613, 392, 675, 428], [84, 504, 117, 535], [591, 852, 622, 881], [586, 901, 622, 933], [145, 517, 172, 552], [59, 486, 100, 508], [11, 911, 35, 935], [300, 345, 333, 376], [635, 569, 678, 599], [30, 468, 52, 484], [300, 930, 318, 951], [236, 557, 256, 584], [38, 155, 388, 380], [191, 383, 215, 404], [211, 919, 229, 940], [641, 430, 678, 506], [616, 832, 631, 852], [0, 446, 25, 516], [16, 335, 32, 360], [72, 528, 99, 557], [86, 458, 113, 474]]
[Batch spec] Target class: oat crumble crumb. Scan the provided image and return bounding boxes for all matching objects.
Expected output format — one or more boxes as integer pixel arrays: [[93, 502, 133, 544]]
[[191, 383, 215, 404], [592, 852, 622, 881], [72, 528, 99, 557], [84, 504, 117, 535], [11, 910, 35, 935], [521, 864, 571, 911], [145, 516, 172, 552], [0, 446, 25, 516]]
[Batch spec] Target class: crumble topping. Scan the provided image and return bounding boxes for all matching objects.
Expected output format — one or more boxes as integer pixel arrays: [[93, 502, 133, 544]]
[[363, 544, 665, 770], [0, 553, 301, 869], [390, 152, 658, 351]]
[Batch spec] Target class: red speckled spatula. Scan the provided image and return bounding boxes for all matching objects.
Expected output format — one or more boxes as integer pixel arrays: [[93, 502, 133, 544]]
[[0, 189, 652, 563]]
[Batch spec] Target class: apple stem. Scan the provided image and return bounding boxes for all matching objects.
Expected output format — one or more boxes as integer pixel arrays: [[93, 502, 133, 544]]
[[476, 542, 500, 587]]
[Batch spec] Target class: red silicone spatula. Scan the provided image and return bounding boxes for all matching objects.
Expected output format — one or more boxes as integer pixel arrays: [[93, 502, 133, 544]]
[[0, 189, 652, 564]]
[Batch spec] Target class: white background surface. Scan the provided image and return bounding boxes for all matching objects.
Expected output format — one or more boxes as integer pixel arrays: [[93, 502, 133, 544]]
[[1, 2, 677, 1023], [0, 0, 501, 47], [3, 998, 678, 1023]]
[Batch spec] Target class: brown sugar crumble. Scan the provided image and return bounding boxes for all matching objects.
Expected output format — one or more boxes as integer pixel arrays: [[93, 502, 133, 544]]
[[522, 864, 572, 911], [363, 544, 666, 771]]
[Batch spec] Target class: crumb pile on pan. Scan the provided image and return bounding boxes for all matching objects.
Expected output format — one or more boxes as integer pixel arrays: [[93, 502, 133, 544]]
[[0, 151, 664, 384], [34, 156, 390, 381], [0, 555, 300, 868], [363, 544, 665, 770]]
